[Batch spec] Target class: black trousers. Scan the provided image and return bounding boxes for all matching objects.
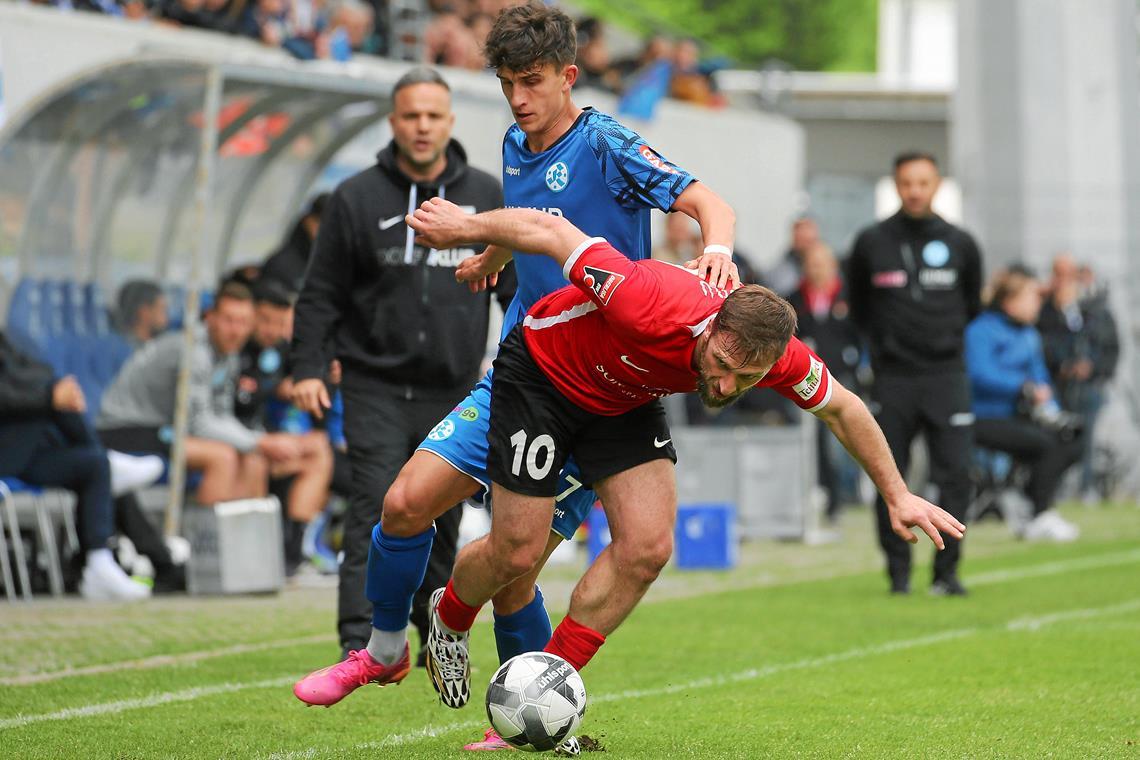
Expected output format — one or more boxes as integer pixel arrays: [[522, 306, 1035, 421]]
[[870, 371, 973, 581], [0, 413, 112, 552], [337, 371, 464, 651], [974, 417, 1083, 516]]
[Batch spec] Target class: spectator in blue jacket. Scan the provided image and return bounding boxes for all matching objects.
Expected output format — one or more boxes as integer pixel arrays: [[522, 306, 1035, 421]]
[[966, 268, 1083, 541]]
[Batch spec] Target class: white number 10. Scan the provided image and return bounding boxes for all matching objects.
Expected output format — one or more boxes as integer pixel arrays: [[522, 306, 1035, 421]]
[[509, 429, 556, 480]]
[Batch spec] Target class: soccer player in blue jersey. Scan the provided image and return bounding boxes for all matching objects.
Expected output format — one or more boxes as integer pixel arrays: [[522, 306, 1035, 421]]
[[293, 3, 738, 744]]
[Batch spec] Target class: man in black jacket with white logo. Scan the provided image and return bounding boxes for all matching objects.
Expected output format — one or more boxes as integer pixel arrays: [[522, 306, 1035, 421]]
[[290, 67, 515, 660], [847, 152, 983, 596]]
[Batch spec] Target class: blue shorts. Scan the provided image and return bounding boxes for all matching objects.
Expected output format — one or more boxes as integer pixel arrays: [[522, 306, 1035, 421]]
[[416, 368, 597, 541]]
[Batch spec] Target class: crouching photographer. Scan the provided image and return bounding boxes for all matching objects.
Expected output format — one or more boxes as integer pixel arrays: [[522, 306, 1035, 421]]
[[965, 267, 1085, 541]]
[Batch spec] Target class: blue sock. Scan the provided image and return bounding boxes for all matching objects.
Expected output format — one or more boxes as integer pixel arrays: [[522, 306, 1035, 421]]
[[493, 585, 553, 664], [366, 523, 435, 631]]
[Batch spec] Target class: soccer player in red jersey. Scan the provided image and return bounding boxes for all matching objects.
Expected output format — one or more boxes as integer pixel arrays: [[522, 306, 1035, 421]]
[[409, 197, 965, 697]]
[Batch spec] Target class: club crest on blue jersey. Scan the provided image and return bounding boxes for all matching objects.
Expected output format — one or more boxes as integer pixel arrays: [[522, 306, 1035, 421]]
[[428, 420, 455, 441], [545, 162, 570, 193]]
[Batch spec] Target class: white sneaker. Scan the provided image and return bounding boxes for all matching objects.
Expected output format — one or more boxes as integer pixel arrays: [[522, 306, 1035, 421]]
[[1023, 510, 1079, 543], [164, 535, 192, 566], [108, 450, 165, 497], [80, 551, 152, 601], [425, 587, 471, 708]]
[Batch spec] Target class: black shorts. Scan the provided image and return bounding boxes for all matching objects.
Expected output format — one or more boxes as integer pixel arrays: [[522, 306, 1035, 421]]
[[487, 325, 677, 498], [98, 425, 172, 457]]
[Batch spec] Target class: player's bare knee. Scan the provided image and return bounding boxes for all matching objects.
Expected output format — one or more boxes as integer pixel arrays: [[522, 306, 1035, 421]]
[[494, 535, 546, 581], [381, 477, 432, 536], [614, 533, 672, 585]]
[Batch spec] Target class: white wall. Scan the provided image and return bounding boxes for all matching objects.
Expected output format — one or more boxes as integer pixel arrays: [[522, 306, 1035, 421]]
[[878, 0, 957, 88]]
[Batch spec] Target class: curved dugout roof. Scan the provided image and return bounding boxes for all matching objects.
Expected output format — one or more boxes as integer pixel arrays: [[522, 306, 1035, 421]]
[[0, 55, 406, 291]]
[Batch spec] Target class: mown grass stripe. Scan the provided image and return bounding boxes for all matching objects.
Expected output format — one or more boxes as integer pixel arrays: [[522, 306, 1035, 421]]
[[0, 634, 335, 686], [9, 597, 1137, 743]]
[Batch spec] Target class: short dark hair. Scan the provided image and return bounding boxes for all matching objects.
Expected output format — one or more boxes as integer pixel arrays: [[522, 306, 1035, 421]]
[[214, 280, 253, 307], [710, 285, 798, 368], [116, 279, 164, 327], [893, 151, 939, 172], [393, 66, 450, 97], [484, 2, 577, 72], [252, 278, 295, 309]]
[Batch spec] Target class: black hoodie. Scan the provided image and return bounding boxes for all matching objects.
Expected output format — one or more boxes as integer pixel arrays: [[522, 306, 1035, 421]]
[[846, 211, 983, 375], [290, 139, 512, 399]]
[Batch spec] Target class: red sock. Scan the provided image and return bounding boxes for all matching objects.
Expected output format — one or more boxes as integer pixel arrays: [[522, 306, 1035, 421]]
[[544, 616, 606, 672], [436, 579, 482, 633]]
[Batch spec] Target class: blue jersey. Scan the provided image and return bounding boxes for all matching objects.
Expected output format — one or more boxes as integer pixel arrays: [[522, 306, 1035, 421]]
[[499, 108, 695, 331]]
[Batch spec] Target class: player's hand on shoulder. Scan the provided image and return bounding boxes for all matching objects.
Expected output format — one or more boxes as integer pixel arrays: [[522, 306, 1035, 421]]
[[685, 251, 740, 290]]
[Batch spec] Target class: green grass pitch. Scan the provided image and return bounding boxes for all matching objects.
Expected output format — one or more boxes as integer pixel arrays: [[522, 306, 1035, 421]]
[[1, 503, 1138, 758]]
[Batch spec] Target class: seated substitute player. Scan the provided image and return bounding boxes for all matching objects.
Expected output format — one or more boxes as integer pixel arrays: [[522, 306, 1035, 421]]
[[408, 198, 967, 703], [291, 4, 738, 739]]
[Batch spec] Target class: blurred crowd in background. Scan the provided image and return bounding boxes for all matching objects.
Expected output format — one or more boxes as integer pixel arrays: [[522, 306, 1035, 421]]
[[658, 210, 1121, 532], [24, 0, 723, 108]]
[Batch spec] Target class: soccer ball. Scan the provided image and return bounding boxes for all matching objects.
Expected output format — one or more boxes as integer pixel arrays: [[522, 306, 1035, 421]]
[[485, 653, 587, 752]]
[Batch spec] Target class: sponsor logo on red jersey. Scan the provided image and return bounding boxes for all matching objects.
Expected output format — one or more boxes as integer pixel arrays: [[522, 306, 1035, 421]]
[[582, 265, 626, 306]]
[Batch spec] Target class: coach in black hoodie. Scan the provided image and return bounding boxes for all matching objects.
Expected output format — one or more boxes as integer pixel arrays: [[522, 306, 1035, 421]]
[[291, 67, 514, 660]]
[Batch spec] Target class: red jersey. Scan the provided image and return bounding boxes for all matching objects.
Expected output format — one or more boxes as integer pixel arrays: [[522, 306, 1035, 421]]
[[522, 238, 834, 416]]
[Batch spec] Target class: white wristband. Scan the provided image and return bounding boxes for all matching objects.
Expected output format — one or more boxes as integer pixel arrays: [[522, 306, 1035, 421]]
[[703, 244, 732, 257]]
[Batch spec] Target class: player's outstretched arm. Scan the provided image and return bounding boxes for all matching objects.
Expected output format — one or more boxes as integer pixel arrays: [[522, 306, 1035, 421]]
[[814, 380, 966, 549], [408, 197, 588, 269]]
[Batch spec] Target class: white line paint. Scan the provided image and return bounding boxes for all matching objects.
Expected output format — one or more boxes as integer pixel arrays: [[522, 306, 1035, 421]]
[[0, 676, 295, 731], [0, 635, 335, 686], [591, 628, 977, 703], [967, 548, 1140, 587], [262, 599, 1140, 757], [5, 599, 1139, 742], [5, 549, 1139, 689], [1006, 598, 1140, 632]]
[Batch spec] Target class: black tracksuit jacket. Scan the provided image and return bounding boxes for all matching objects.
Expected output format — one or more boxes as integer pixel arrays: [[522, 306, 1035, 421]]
[[290, 139, 514, 399], [846, 211, 984, 375]]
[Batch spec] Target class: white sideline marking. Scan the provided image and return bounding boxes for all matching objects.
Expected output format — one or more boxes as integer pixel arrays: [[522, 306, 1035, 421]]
[[0, 635, 334, 686], [5, 599, 1140, 741], [264, 598, 1140, 757], [5, 549, 1139, 689], [8, 550, 1137, 687], [0, 676, 295, 731], [1006, 598, 1140, 632], [592, 628, 976, 703], [967, 548, 1140, 586]]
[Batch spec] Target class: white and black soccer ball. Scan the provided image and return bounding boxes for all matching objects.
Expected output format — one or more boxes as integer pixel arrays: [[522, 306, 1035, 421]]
[[485, 652, 587, 752]]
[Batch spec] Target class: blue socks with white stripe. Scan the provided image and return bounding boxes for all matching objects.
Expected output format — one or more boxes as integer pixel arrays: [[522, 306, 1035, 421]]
[[493, 585, 553, 664], [365, 522, 553, 667]]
